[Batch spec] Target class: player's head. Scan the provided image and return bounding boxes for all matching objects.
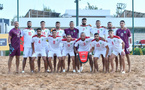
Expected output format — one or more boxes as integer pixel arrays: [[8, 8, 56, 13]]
[[107, 22, 112, 29], [82, 18, 87, 25], [70, 21, 74, 28], [14, 21, 19, 28], [94, 33, 99, 40], [27, 21, 32, 28], [40, 21, 45, 28], [52, 30, 57, 37], [37, 28, 42, 36], [108, 29, 114, 37], [80, 32, 86, 40], [56, 21, 60, 29], [66, 34, 72, 42], [96, 20, 101, 27], [120, 20, 125, 28]]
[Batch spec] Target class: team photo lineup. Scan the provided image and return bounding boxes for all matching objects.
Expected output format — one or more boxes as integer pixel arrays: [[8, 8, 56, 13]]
[[8, 18, 132, 74]]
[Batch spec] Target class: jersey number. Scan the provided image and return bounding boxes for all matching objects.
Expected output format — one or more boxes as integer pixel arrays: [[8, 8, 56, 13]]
[[96, 44, 100, 47], [28, 32, 32, 36], [112, 42, 114, 45], [56, 32, 59, 36], [42, 32, 46, 35], [68, 44, 70, 47], [38, 40, 41, 43], [53, 41, 55, 44], [83, 43, 86, 46], [97, 30, 100, 33]]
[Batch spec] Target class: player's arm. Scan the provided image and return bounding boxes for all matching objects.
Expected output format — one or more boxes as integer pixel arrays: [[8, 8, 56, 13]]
[[89, 47, 94, 53], [105, 45, 109, 58], [74, 41, 79, 53], [8, 30, 15, 53], [31, 38, 35, 54], [89, 41, 95, 53]]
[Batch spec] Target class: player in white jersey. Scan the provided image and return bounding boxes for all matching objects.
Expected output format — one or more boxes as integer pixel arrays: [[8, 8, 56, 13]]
[[91, 20, 106, 38], [77, 18, 92, 37], [107, 30, 125, 73], [90, 33, 109, 73], [106, 22, 119, 72], [51, 21, 65, 72], [47, 30, 62, 73], [21, 21, 35, 73], [91, 20, 106, 71], [37, 21, 50, 72], [31, 28, 47, 73], [74, 32, 93, 72], [61, 34, 76, 73]]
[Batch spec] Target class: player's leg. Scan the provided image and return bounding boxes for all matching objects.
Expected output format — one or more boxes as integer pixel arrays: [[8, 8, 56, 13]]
[[15, 56, 20, 73], [126, 54, 131, 72], [93, 57, 99, 73], [76, 54, 80, 72], [37, 56, 41, 72], [8, 56, 14, 73], [22, 47, 28, 73], [62, 56, 66, 72], [71, 56, 76, 72], [57, 57, 62, 73], [53, 55, 57, 72], [119, 54, 122, 72], [89, 54, 93, 72], [101, 55, 105, 72], [67, 54, 71, 72], [115, 56, 118, 72], [29, 48, 33, 71], [121, 51, 125, 73], [109, 52, 117, 73], [48, 51, 53, 72], [31, 57, 36, 73], [42, 56, 47, 72]]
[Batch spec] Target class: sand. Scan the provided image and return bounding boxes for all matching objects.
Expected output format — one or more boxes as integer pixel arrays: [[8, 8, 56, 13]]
[[0, 55, 145, 90]]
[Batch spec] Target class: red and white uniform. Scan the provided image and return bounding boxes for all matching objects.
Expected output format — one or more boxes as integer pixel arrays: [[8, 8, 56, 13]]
[[61, 38, 76, 56], [31, 35, 47, 57], [107, 36, 123, 56], [91, 38, 108, 58], [47, 35, 62, 57], [21, 28, 35, 57], [105, 27, 118, 39], [91, 27, 105, 38], [75, 37, 93, 52], [77, 25, 92, 37]]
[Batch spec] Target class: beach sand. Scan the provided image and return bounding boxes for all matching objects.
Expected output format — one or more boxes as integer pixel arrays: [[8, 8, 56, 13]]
[[0, 55, 145, 90]]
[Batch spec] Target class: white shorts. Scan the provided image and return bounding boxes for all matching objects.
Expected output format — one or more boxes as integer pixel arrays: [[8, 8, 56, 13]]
[[62, 51, 75, 57], [112, 50, 122, 56], [48, 51, 62, 57], [94, 51, 106, 58], [32, 51, 46, 57], [23, 47, 32, 58]]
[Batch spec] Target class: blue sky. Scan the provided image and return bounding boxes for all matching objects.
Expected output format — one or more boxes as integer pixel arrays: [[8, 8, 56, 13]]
[[0, 0, 144, 20]]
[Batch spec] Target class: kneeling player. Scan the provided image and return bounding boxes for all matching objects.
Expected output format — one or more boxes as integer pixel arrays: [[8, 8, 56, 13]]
[[74, 32, 93, 72], [61, 34, 76, 73], [107, 30, 125, 73], [31, 28, 47, 73], [90, 33, 109, 73]]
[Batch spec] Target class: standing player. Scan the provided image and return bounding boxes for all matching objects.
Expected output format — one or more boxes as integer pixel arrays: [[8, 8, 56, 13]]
[[106, 22, 119, 72], [51, 21, 64, 72], [8, 21, 21, 73], [91, 20, 106, 71], [74, 32, 93, 72], [21, 21, 35, 73], [37, 21, 50, 72], [77, 18, 92, 37], [89, 33, 109, 73], [61, 34, 76, 73], [107, 30, 125, 73], [116, 20, 132, 72], [47, 30, 62, 72], [64, 21, 79, 72], [31, 28, 47, 73]]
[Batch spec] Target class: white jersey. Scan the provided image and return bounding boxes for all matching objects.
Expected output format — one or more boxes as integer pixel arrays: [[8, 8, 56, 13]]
[[21, 28, 35, 48], [91, 27, 105, 38], [91, 39, 108, 52], [77, 25, 92, 37], [75, 37, 93, 51], [47, 35, 62, 52], [32, 35, 46, 52], [105, 28, 118, 38], [61, 38, 76, 52], [107, 35, 123, 52], [41, 28, 50, 37], [51, 28, 64, 38]]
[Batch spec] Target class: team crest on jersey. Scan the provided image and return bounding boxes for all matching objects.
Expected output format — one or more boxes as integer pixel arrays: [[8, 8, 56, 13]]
[[100, 42, 102, 44], [45, 30, 47, 32], [74, 30, 75, 32], [86, 41, 88, 43], [114, 40, 116, 42], [42, 39, 43, 41], [57, 39, 58, 41], [124, 31, 126, 33], [70, 43, 72, 45]]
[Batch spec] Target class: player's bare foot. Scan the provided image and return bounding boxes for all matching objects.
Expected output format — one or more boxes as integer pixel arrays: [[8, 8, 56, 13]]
[[110, 70, 115, 73], [67, 68, 69, 72]]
